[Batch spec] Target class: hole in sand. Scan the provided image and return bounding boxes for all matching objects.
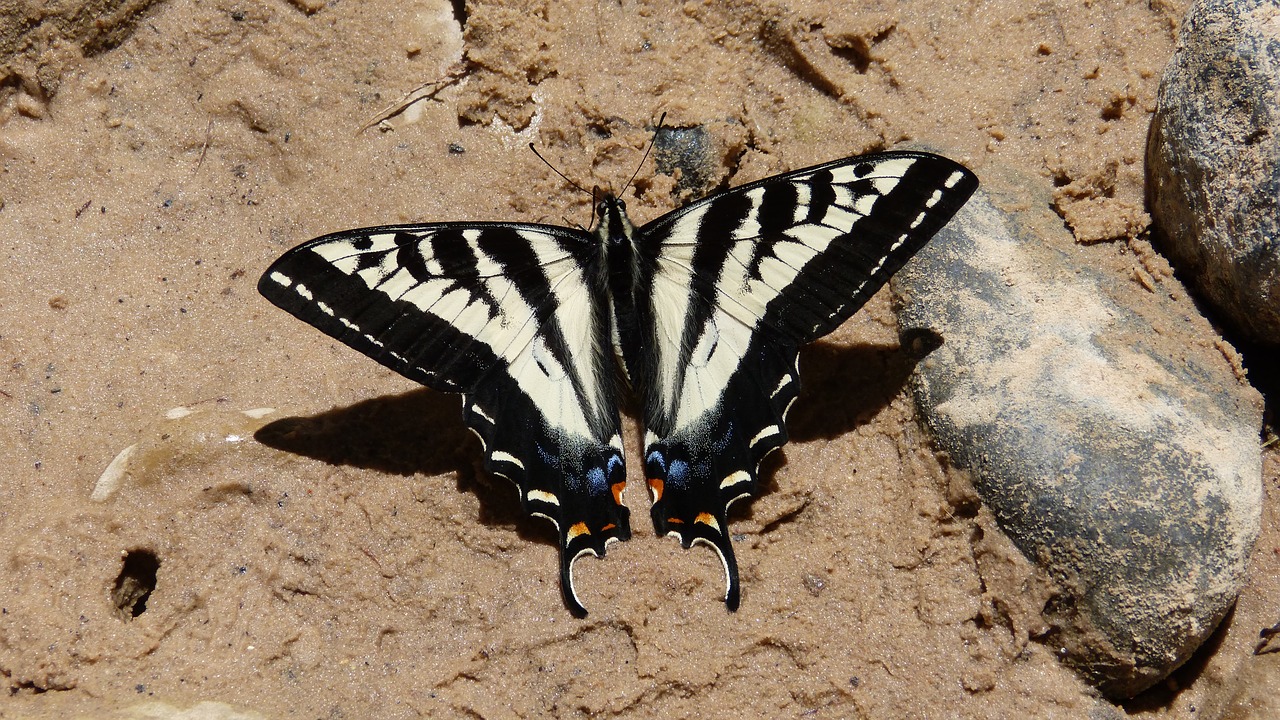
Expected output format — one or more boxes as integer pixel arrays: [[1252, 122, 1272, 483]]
[[112, 549, 160, 620]]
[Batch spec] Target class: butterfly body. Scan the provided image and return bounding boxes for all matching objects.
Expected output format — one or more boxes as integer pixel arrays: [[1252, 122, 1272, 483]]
[[260, 150, 977, 616]]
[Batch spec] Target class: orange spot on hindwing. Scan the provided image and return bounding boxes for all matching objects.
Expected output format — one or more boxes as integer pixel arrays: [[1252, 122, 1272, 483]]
[[647, 478, 664, 501]]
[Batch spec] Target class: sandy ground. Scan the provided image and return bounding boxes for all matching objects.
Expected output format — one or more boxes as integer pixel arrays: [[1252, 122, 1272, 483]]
[[1, 0, 1278, 717]]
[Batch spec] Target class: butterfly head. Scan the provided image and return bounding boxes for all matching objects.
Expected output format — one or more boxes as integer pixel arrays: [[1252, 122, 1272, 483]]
[[593, 193, 636, 249]]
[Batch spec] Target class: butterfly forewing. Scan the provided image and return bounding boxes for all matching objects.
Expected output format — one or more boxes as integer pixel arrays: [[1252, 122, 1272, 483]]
[[631, 152, 978, 607], [259, 222, 631, 616]]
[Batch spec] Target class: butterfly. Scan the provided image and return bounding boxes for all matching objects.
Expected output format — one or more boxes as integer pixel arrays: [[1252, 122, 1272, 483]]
[[259, 147, 978, 616]]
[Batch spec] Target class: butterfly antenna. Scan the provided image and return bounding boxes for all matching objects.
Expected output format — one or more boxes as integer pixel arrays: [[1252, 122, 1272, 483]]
[[530, 143, 604, 229], [620, 111, 666, 199], [529, 143, 591, 197]]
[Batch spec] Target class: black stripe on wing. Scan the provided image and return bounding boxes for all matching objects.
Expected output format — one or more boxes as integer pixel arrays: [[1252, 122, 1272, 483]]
[[763, 154, 978, 343], [259, 223, 586, 394], [641, 152, 979, 347]]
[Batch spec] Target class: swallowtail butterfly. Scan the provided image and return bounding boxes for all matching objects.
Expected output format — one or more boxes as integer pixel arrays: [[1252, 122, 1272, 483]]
[[259, 147, 978, 616]]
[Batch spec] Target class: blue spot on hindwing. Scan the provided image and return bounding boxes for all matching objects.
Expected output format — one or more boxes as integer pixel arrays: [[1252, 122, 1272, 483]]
[[536, 443, 558, 469], [668, 459, 690, 490], [712, 421, 734, 453], [646, 449, 666, 475], [587, 466, 606, 492]]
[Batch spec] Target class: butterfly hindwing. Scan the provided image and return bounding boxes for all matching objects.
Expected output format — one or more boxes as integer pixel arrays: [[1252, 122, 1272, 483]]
[[259, 223, 630, 616], [632, 152, 979, 606]]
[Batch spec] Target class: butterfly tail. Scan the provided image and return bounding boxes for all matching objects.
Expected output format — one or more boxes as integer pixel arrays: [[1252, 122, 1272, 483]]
[[502, 455, 632, 617], [463, 387, 631, 616], [558, 503, 632, 617], [644, 439, 748, 610], [688, 514, 741, 611]]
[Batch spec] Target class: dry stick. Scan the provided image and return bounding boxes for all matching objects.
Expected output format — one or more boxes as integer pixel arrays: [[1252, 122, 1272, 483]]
[[356, 64, 468, 135], [193, 119, 214, 176]]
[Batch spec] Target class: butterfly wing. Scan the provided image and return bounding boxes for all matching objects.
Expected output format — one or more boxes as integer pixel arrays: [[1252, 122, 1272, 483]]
[[632, 151, 979, 608], [259, 222, 629, 616]]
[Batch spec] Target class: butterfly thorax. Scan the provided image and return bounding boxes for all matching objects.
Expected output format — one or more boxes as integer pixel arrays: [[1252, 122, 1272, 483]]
[[595, 194, 647, 391]]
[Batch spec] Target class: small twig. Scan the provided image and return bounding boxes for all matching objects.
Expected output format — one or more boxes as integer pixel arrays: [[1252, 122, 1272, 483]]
[[194, 119, 214, 175], [356, 64, 467, 135]]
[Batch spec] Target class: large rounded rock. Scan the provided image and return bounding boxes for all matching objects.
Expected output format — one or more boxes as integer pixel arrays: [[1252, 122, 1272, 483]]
[[893, 180, 1264, 698], [1146, 0, 1280, 346]]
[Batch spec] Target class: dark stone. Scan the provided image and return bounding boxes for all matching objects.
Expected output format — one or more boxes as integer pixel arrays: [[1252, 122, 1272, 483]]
[[893, 181, 1263, 698], [1146, 0, 1280, 347], [653, 124, 716, 195]]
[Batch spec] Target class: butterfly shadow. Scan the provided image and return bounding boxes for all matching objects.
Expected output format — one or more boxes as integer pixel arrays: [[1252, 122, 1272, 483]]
[[251, 330, 944, 549], [253, 388, 536, 537], [725, 329, 943, 530], [784, 327, 942, 443]]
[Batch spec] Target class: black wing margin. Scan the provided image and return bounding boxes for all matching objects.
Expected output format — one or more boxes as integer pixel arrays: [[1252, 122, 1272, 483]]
[[259, 222, 631, 616]]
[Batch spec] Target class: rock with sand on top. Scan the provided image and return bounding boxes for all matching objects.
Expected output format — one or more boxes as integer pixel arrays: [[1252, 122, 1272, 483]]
[[892, 177, 1264, 698]]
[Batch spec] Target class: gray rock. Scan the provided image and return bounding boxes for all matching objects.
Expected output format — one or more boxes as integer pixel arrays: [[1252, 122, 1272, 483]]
[[893, 182, 1264, 698], [1146, 0, 1280, 347], [653, 124, 716, 195]]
